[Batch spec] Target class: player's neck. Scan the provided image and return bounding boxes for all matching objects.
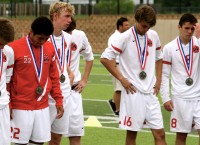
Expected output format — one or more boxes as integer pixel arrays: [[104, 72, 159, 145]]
[[53, 29, 62, 37], [179, 36, 191, 45]]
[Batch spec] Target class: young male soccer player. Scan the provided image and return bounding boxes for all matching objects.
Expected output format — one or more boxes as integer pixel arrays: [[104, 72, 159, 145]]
[[8, 16, 64, 145], [101, 5, 167, 145], [160, 13, 200, 145]]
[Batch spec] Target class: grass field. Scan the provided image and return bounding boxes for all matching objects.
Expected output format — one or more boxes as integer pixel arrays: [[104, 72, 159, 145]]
[[58, 55, 199, 145]]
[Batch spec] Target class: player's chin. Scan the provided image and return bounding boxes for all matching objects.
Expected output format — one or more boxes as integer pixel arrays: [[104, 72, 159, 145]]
[[64, 25, 69, 29]]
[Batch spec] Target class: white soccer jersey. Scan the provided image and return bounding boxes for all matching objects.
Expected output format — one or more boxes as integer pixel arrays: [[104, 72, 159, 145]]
[[101, 27, 163, 93], [48, 31, 72, 103], [160, 36, 200, 103], [108, 30, 121, 63], [69, 29, 94, 83], [0, 45, 14, 109]]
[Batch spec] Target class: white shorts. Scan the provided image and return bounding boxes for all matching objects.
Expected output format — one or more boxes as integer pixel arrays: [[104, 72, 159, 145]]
[[0, 105, 10, 145], [11, 107, 51, 144], [170, 98, 200, 133], [63, 90, 84, 137], [111, 64, 123, 91], [119, 90, 164, 131], [50, 92, 71, 134]]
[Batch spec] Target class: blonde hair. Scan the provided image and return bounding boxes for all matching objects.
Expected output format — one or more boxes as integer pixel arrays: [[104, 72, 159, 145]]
[[49, 2, 75, 21]]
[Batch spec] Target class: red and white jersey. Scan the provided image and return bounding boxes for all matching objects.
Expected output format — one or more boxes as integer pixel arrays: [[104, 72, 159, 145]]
[[7, 37, 63, 110], [101, 27, 162, 93], [108, 30, 121, 63], [69, 29, 94, 83], [160, 36, 200, 103], [48, 31, 71, 95], [0, 45, 13, 109]]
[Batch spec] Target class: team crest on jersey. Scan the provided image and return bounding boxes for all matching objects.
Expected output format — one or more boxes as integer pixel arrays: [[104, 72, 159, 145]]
[[147, 39, 152, 47], [193, 45, 199, 53], [70, 42, 77, 51], [2, 53, 6, 62], [44, 54, 49, 63]]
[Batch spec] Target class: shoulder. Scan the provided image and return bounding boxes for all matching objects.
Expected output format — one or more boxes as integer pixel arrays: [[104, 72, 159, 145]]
[[3, 45, 14, 56], [119, 27, 132, 40], [62, 31, 72, 40], [8, 37, 26, 48], [62, 31, 72, 44], [163, 38, 177, 51], [72, 29, 85, 36], [147, 29, 159, 38]]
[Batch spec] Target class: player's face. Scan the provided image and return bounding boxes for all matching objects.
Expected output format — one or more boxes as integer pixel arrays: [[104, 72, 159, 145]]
[[29, 31, 50, 48], [121, 21, 130, 32], [135, 21, 151, 35], [54, 11, 72, 30], [179, 22, 195, 41]]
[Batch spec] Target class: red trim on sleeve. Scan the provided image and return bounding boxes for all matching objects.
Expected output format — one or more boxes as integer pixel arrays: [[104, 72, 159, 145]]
[[163, 61, 172, 65], [156, 47, 161, 50], [111, 44, 122, 53], [7, 64, 14, 69]]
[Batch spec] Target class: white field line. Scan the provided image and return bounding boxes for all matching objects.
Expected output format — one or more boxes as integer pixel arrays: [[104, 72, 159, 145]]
[[86, 83, 113, 86], [100, 126, 198, 138], [83, 98, 198, 138], [90, 73, 110, 76], [101, 80, 112, 82], [83, 98, 107, 102], [84, 114, 198, 138]]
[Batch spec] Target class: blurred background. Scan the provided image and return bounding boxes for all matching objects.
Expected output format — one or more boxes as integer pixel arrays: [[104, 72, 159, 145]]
[[1, 0, 200, 53], [1, 0, 200, 17]]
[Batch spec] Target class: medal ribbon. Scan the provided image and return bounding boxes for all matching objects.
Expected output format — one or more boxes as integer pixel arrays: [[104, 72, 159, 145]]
[[0, 50, 3, 81], [132, 27, 148, 71], [26, 36, 43, 82], [66, 46, 71, 66], [177, 37, 193, 77], [50, 34, 66, 74]]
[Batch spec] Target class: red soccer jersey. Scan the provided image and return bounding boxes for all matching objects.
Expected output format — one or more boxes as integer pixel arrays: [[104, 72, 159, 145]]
[[7, 37, 63, 110]]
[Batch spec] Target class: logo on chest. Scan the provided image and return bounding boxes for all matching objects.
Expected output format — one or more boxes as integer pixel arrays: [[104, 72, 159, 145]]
[[193, 45, 199, 53], [147, 38, 153, 47], [44, 54, 49, 63], [70, 42, 77, 51]]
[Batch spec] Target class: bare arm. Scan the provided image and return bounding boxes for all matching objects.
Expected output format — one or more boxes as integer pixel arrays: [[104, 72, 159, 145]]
[[100, 58, 136, 94], [67, 65, 74, 86], [154, 59, 162, 96], [74, 60, 93, 92]]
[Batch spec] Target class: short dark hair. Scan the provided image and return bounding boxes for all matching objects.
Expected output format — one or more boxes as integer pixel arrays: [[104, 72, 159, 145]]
[[31, 16, 54, 36], [116, 17, 128, 30], [179, 13, 197, 27], [134, 5, 156, 27]]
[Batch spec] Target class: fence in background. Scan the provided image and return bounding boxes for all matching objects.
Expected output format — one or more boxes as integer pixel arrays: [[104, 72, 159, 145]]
[[9, 14, 200, 53]]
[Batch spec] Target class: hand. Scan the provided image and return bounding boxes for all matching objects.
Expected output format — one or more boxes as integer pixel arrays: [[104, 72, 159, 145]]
[[56, 106, 64, 119], [153, 82, 160, 96], [74, 80, 87, 93], [120, 78, 136, 94], [164, 100, 174, 112]]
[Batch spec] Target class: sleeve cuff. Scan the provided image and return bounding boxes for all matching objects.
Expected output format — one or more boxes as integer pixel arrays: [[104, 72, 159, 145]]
[[162, 96, 171, 104]]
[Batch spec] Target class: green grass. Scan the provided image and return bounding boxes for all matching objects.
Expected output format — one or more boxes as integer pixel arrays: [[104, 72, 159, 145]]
[[53, 55, 199, 145]]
